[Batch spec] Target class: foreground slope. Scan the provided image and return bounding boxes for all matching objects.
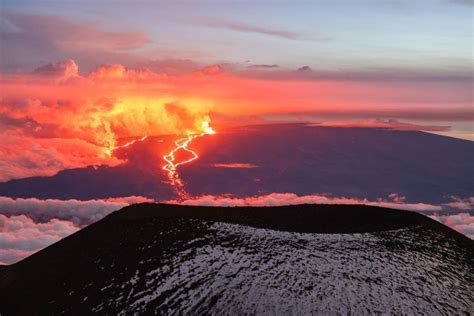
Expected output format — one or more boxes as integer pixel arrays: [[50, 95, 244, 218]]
[[0, 204, 472, 314]]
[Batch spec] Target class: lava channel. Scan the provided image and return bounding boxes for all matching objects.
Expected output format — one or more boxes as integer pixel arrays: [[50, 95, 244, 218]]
[[163, 122, 215, 199]]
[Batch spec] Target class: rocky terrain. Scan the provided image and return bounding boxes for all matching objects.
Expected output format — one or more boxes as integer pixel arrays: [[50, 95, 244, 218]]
[[0, 203, 472, 314]]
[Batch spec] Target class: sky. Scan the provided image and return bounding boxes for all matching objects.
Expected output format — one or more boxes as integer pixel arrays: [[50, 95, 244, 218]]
[[0, 0, 473, 263], [0, 0, 472, 137]]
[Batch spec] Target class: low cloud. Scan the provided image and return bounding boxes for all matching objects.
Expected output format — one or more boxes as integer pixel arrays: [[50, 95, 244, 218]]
[[168, 192, 442, 212], [1, 193, 471, 264], [429, 213, 474, 239], [247, 64, 279, 69], [314, 119, 450, 132], [0, 214, 79, 264], [242, 65, 473, 83], [168, 193, 474, 239], [443, 196, 474, 210], [0, 195, 154, 264], [0, 195, 153, 226]]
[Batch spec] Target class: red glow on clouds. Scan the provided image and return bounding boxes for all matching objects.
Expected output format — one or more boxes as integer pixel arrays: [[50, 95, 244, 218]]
[[0, 59, 472, 182]]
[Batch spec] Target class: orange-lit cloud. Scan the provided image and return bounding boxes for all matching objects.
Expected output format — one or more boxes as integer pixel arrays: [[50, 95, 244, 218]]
[[1, 58, 472, 181], [314, 119, 450, 132], [0, 60, 217, 180]]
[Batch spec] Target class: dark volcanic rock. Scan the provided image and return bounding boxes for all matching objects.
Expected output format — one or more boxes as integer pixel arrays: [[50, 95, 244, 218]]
[[1, 125, 473, 204], [0, 204, 472, 314]]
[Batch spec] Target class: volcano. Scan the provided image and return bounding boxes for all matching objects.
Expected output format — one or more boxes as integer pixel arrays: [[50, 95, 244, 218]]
[[1, 125, 472, 205], [0, 203, 472, 314]]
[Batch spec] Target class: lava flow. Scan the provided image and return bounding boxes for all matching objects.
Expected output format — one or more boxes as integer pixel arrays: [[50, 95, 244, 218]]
[[163, 121, 215, 199], [107, 135, 148, 156]]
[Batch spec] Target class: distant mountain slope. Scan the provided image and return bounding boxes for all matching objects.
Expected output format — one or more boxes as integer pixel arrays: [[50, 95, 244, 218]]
[[0, 204, 472, 315], [1, 125, 473, 203]]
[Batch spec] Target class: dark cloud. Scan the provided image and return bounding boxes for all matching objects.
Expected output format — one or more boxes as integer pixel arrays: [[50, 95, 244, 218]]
[[0, 12, 151, 71], [297, 66, 311, 72], [266, 109, 474, 122], [32, 59, 79, 77], [241, 65, 473, 83], [201, 19, 304, 40], [247, 64, 279, 69]]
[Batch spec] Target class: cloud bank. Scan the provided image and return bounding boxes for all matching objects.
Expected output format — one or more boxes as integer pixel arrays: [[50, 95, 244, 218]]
[[0, 195, 153, 264], [1, 193, 472, 264], [314, 119, 450, 132], [168, 193, 474, 239], [429, 213, 474, 239], [0, 195, 152, 226], [0, 214, 79, 265], [168, 192, 443, 211]]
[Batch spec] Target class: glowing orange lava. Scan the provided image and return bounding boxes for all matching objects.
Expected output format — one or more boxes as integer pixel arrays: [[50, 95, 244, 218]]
[[107, 135, 148, 156], [163, 121, 215, 199]]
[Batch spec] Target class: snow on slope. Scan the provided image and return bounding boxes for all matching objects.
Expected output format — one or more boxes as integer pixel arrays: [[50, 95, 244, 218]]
[[85, 221, 473, 315]]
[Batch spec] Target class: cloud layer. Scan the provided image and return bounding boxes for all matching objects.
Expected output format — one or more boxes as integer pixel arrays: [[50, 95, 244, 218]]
[[168, 192, 442, 211], [1, 193, 472, 264], [0, 214, 79, 264], [0, 195, 152, 226], [429, 213, 474, 239], [314, 119, 450, 132], [168, 193, 473, 238], [0, 195, 153, 264]]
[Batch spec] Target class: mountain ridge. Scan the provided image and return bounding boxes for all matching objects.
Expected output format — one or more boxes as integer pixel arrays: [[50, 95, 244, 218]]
[[0, 203, 472, 314]]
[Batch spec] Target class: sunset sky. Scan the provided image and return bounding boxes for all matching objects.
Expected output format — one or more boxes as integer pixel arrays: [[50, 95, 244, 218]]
[[0, 0, 473, 263], [1, 0, 472, 179]]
